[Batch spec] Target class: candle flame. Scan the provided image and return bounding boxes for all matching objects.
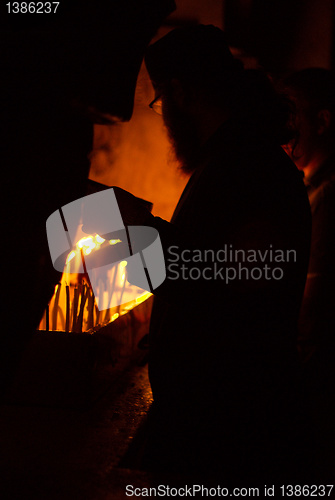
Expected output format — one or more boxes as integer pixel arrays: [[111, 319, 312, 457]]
[[66, 251, 76, 265], [77, 236, 96, 252], [65, 235, 123, 270]]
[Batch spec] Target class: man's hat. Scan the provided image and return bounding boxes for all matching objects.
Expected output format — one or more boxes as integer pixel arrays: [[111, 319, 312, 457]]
[[145, 24, 243, 88]]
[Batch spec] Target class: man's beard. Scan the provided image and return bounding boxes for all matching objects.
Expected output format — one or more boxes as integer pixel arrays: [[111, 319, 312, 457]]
[[163, 100, 201, 175]]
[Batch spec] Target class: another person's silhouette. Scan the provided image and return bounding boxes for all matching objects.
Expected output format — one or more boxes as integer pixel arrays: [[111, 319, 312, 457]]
[[284, 68, 335, 481], [285, 68, 335, 364]]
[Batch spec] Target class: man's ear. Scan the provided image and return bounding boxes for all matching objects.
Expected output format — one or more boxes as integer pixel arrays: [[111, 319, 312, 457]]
[[317, 109, 332, 135]]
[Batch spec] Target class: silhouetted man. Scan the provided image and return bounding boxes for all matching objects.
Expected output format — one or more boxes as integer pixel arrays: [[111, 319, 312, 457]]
[[116, 25, 311, 483]]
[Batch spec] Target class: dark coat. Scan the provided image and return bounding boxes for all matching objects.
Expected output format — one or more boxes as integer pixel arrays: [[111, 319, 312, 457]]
[[146, 119, 311, 482]]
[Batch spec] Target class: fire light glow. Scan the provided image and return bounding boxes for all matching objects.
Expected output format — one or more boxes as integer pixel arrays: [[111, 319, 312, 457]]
[[39, 233, 152, 332]]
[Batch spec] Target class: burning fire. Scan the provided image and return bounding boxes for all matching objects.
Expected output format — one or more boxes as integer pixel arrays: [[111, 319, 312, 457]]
[[39, 233, 151, 332]]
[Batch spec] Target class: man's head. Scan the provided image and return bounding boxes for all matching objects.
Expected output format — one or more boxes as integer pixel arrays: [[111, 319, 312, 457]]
[[145, 25, 292, 174], [145, 25, 244, 173], [284, 68, 335, 173]]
